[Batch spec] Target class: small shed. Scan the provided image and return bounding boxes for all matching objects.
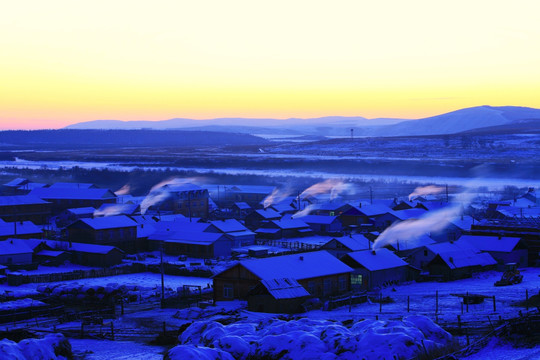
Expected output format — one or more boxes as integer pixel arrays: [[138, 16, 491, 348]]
[[425, 249, 497, 281], [247, 278, 310, 314]]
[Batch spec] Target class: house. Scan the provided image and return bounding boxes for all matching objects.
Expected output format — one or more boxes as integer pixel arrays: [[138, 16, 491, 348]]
[[0, 195, 52, 224], [231, 202, 252, 218], [383, 233, 436, 257], [213, 251, 353, 301], [65, 215, 139, 252], [425, 249, 497, 281], [457, 235, 528, 268], [149, 183, 209, 218], [46, 240, 124, 267], [430, 216, 474, 242], [1, 178, 30, 195], [405, 240, 479, 270], [470, 218, 540, 266], [245, 208, 281, 230], [256, 219, 313, 239], [340, 205, 399, 230], [55, 207, 96, 227], [299, 215, 343, 235], [247, 278, 311, 314], [0, 239, 33, 265], [210, 219, 256, 247], [393, 208, 428, 221], [210, 185, 276, 208], [48, 182, 98, 189], [341, 248, 410, 290], [0, 220, 43, 240], [320, 234, 372, 258], [309, 202, 352, 217], [148, 230, 232, 258], [29, 187, 117, 215]]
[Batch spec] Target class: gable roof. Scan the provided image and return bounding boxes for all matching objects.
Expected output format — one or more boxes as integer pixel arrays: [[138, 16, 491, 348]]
[[431, 249, 497, 269], [0, 195, 50, 206], [233, 202, 251, 210], [149, 230, 226, 245], [67, 207, 96, 215], [0, 221, 42, 237], [270, 219, 309, 230], [327, 234, 371, 251], [75, 215, 137, 230], [393, 208, 428, 221], [45, 240, 122, 254], [30, 187, 116, 200], [237, 251, 353, 281], [0, 239, 33, 255], [355, 204, 396, 217], [457, 235, 523, 253], [49, 182, 96, 189], [343, 248, 408, 271], [300, 215, 340, 225], [4, 178, 29, 187], [210, 219, 248, 233], [254, 209, 281, 219]]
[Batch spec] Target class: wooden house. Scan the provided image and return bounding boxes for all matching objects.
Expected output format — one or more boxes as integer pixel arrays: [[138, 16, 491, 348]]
[[320, 234, 372, 258], [425, 249, 496, 281], [341, 248, 410, 290], [213, 251, 353, 301], [30, 187, 117, 215], [245, 209, 281, 230], [0, 239, 33, 265], [0, 195, 52, 225], [300, 215, 343, 235], [46, 240, 124, 267], [456, 235, 528, 268], [0, 220, 43, 240]]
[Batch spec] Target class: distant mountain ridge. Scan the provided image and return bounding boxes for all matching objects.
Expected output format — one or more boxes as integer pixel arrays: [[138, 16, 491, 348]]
[[64, 106, 540, 137]]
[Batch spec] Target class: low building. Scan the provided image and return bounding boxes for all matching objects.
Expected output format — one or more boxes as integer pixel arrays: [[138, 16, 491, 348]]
[[213, 251, 353, 301], [148, 230, 233, 258], [320, 234, 372, 258], [256, 219, 313, 239], [341, 248, 410, 290], [46, 240, 124, 267], [0, 195, 52, 225], [457, 235, 528, 268], [0, 220, 43, 240], [247, 278, 311, 314], [30, 187, 117, 215], [245, 209, 281, 230], [300, 215, 343, 235], [0, 239, 33, 265], [65, 215, 139, 252], [425, 249, 497, 281], [210, 219, 256, 247]]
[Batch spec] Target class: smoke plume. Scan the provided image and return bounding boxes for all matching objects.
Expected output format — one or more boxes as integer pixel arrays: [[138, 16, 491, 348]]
[[408, 185, 445, 201], [299, 179, 355, 201], [263, 188, 292, 209]]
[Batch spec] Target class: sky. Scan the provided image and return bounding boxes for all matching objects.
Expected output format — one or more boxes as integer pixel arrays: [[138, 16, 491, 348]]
[[1, 0, 540, 130]]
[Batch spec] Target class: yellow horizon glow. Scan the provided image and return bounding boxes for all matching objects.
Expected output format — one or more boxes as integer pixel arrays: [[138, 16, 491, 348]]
[[1, 0, 540, 129]]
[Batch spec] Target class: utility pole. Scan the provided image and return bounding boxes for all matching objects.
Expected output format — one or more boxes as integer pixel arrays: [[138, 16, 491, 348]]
[[445, 184, 449, 203], [369, 187, 373, 205], [350, 128, 354, 140], [160, 240, 165, 303]]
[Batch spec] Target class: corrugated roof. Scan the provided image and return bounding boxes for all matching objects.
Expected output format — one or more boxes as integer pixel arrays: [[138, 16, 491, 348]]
[[260, 278, 310, 299], [345, 248, 408, 271], [239, 250, 353, 280]]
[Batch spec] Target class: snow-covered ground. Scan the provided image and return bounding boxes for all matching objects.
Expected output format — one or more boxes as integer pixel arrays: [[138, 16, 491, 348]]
[[69, 339, 166, 360]]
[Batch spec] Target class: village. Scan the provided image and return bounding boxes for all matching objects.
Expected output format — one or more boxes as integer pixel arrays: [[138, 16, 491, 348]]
[[0, 176, 539, 359]]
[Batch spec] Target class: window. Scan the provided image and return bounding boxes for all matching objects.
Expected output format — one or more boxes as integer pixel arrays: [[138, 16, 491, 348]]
[[351, 274, 363, 286], [323, 278, 333, 294], [223, 284, 234, 299], [338, 275, 347, 291]]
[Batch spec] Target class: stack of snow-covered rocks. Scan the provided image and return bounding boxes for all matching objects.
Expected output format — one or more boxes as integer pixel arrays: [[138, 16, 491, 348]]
[[0, 334, 71, 360], [167, 315, 453, 360]]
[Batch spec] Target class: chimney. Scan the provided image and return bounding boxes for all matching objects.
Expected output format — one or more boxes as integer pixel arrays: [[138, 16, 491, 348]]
[[449, 256, 454, 264], [299, 256, 304, 261], [371, 250, 376, 255]]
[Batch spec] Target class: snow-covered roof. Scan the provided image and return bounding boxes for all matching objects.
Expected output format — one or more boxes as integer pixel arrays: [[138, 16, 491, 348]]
[[449, 216, 474, 231], [3, 178, 28, 187], [311, 202, 350, 211], [77, 215, 137, 230], [0, 239, 33, 255], [239, 251, 353, 280], [433, 249, 496, 269], [149, 228, 225, 244], [163, 183, 205, 193], [393, 209, 428, 220], [299, 215, 340, 225], [344, 248, 408, 271], [388, 234, 435, 252], [0, 221, 42, 237], [328, 234, 371, 251], [233, 202, 251, 210], [226, 230, 256, 239], [36, 250, 66, 257], [270, 219, 309, 230], [0, 195, 49, 206], [46, 240, 121, 254], [356, 204, 395, 217], [457, 235, 522, 253], [496, 206, 540, 218], [96, 203, 139, 215], [425, 240, 478, 255], [269, 203, 296, 214], [49, 182, 96, 189], [255, 228, 281, 234], [210, 219, 248, 233], [67, 207, 96, 215], [254, 209, 281, 219], [30, 187, 116, 200], [228, 185, 275, 194], [154, 221, 210, 233], [259, 278, 310, 299]]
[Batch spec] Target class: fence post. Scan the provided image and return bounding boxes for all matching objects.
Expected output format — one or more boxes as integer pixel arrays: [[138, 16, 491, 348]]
[[80, 323, 84, 338], [466, 291, 469, 313], [492, 296, 496, 312], [435, 290, 438, 314], [526, 289, 529, 311], [110, 322, 114, 341], [379, 294, 382, 313], [407, 295, 410, 313], [457, 315, 461, 333]]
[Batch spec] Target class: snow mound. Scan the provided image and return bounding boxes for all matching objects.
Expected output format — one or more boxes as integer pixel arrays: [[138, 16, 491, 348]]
[[171, 315, 453, 360], [166, 345, 234, 360], [0, 334, 71, 360]]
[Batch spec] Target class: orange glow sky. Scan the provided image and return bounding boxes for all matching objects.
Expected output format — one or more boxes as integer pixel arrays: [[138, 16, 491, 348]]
[[1, 0, 540, 129]]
